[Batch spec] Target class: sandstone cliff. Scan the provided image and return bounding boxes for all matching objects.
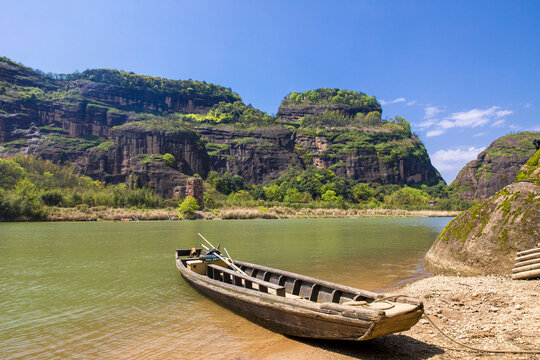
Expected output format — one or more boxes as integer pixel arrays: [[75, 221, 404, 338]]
[[451, 132, 539, 200], [425, 149, 540, 275], [0, 57, 443, 197], [277, 104, 380, 122]]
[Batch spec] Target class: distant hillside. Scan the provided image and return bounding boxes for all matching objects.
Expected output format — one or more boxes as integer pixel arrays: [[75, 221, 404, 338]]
[[0, 57, 443, 199], [451, 132, 539, 200]]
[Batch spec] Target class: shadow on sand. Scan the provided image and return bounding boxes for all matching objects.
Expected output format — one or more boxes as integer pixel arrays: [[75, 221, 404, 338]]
[[287, 334, 445, 359]]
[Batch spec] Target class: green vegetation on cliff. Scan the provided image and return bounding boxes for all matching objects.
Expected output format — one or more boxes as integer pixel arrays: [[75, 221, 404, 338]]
[[70, 68, 241, 102], [516, 149, 540, 184], [112, 101, 275, 131], [281, 88, 380, 109], [177, 101, 274, 127]]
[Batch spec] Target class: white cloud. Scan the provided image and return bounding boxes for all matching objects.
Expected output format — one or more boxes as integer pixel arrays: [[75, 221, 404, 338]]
[[424, 106, 443, 119], [495, 110, 512, 117], [426, 129, 445, 137], [380, 97, 406, 105], [431, 146, 486, 172], [491, 119, 505, 127], [417, 119, 437, 129], [447, 106, 501, 128], [473, 132, 486, 137], [406, 100, 417, 106], [419, 106, 513, 137]]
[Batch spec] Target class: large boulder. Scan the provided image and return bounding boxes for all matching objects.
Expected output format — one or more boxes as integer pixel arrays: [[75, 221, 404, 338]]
[[425, 149, 540, 275]]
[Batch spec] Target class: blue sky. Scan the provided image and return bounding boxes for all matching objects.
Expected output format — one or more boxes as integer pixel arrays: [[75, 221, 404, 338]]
[[1, 0, 539, 183]]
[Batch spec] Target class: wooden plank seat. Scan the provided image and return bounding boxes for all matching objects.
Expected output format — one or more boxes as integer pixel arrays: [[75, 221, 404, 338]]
[[207, 264, 286, 297]]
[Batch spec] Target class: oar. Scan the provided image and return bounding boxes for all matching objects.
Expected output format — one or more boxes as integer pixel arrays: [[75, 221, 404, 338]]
[[198, 235, 247, 275], [200, 243, 247, 275], [224, 248, 233, 263]]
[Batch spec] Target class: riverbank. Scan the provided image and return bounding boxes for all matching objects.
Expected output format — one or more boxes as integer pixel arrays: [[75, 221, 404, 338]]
[[43, 206, 459, 221], [258, 275, 539, 360]]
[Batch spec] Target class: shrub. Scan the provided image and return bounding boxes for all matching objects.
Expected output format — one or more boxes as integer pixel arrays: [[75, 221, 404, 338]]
[[321, 190, 341, 202], [41, 190, 64, 206], [352, 183, 374, 203], [162, 153, 176, 168], [177, 196, 200, 219], [229, 190, 253, 201]]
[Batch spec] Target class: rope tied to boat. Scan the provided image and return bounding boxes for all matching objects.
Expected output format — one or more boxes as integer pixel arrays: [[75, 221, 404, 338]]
[[353, 294, 540, 354], [423, 312, 540, 354]]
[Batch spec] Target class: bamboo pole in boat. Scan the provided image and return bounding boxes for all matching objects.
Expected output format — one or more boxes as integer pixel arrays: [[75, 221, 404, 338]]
[[199, 240, 247, 276]]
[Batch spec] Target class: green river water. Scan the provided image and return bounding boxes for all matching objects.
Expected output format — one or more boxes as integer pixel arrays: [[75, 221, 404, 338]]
[[0, 217, 451, 359]]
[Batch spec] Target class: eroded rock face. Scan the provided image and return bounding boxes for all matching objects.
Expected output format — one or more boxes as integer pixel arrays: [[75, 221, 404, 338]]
[[197, 126, 303, 184], [276, 104, 381, 122], [0, 97, 129, 140], [77, 125, 209, 197], [74, 80, 220, 114], [295, 132, 440, 185], [452, 132, 539, 200]]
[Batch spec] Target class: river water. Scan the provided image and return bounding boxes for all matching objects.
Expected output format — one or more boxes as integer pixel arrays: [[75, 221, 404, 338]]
[[0, 217, 451, 359]]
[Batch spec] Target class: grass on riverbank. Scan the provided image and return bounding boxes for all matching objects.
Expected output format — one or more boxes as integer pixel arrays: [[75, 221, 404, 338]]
[[43, 205, 459, 221]]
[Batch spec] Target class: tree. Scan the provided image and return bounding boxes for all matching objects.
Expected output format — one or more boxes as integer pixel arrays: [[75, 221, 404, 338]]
[[353, 183, 374, 203], [0, 159, 26, 188], [263, 184, 283, 201], [177, 196, 199, 219], [284, 188, 302, 202], [321, 190, 340, 202]]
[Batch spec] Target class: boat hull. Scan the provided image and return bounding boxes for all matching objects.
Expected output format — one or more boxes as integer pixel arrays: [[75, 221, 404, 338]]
[[180, 266, 374, 340], [176, 258, 422, 340]]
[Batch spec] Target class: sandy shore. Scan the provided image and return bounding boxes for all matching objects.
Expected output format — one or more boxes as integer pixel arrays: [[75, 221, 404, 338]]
[[254, 276, 539, 360]]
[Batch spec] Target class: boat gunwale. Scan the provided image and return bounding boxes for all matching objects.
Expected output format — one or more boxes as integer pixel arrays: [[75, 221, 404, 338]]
[[175, 251, 424, 340], [233, 259, 421, 306], [177, 259, 380, 330], [176, 255, 422, 319]]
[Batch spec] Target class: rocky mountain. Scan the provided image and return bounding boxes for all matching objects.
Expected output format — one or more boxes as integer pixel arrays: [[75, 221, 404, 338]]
[[451, 132, 539, 200], [425, 149, 540, 275], [0, 57, 442, 197]]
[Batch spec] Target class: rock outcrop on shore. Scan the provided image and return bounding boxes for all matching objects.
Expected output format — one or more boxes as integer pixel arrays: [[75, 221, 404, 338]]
[[451, 132, 539, 200], [425, 149, 540, 275], [0, 57, 443, 197]]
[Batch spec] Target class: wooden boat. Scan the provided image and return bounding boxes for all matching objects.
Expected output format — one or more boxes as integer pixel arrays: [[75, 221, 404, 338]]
[[175, 248, 424, 340]]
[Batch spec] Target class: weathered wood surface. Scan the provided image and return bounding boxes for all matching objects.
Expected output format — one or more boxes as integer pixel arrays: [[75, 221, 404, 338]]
[[235, 260, 380, 301], [513, 257, 540, 268], [512, 262, 540, 273], [512, 269, 540, 280], [207, 264, 286, 296], [514, 252, 540, 262], [516, 247, 540, 257], [512, 245, 540, 280], [174, 251, 424, 340]]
